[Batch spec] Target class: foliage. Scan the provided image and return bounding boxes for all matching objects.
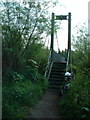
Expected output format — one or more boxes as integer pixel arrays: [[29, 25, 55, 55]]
[[1, 1, 50, 75], [60, 24, 90, 119], [3, 69, 48, 118], [23, 43, 49, 74], [2, 1, 53, 118], [60, 73, 90, 119], [72, 24, 89, 73], [2, 78, 47, 118], [1, 0, 59, 77], [2, 51, 48, 118]]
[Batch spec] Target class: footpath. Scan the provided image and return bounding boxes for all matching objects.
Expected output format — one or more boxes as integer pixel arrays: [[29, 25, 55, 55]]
[[28, 91, 63, 119]]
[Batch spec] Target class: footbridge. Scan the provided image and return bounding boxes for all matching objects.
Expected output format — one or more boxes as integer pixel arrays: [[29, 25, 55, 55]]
[[45, 13, 72, 92]]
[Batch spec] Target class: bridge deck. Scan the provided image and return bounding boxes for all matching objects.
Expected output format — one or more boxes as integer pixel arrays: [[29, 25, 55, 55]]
[[52, 50, 66, 63]]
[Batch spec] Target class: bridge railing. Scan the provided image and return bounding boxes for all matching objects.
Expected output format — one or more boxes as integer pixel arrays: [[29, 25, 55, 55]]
[[66, 50, 70, 72], [44, 50, 53, 78], [65, 49, 72, 82]]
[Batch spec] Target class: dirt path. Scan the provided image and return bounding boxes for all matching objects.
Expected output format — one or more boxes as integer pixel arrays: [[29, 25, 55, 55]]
[[28, 91, 63, 119]]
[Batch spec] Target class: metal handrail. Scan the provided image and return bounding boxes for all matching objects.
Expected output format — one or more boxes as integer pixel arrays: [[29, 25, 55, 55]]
[[66, 49, 72, 81], [47, 61, 53, 79], [44, 50, 52, 78], [66, 50, 70, 72]]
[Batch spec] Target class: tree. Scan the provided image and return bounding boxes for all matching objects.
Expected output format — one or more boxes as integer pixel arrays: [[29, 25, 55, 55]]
[[60, 24, 90, 120], [1, 0, 59, 77], [72, 24, 90, 73]]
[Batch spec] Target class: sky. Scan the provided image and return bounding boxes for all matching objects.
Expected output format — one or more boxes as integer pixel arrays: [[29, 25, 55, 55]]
[[0, 0, 89, 51], [49, 0, 90, 51]]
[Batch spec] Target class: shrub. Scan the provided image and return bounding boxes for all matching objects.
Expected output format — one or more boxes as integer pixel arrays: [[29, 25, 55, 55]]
[[3, 73, 48, 118], [60, 73, 90, 119]]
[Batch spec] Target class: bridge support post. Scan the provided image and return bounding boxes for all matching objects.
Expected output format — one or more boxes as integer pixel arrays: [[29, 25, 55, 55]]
[[50, 13, 55, 61], [68, 13, 71, 55], [68, 12, 71, 72]]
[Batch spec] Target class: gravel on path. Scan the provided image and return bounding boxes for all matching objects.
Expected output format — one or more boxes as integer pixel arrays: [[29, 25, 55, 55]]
[[28, 91, 63, 119]]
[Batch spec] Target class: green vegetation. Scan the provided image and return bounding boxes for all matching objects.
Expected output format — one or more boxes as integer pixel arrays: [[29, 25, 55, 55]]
[[1, 1, 58, 118], [60, 25, 90, 119], [3, 71, 48, 118], [2, 0, 90, 119]]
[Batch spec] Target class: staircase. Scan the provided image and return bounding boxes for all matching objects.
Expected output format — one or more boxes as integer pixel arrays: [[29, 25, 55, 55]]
[[48, 61, 66, 91]]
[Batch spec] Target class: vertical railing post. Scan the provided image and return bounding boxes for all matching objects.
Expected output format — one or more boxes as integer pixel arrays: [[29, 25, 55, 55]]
[[68, 12, 71, 72], [68, 13, 71, 53], [50, 13, 55, 61]]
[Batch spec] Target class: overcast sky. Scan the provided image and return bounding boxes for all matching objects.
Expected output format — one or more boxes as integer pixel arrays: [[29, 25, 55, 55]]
[[1, 0, 89, 51], [50, 0, 89, 51]]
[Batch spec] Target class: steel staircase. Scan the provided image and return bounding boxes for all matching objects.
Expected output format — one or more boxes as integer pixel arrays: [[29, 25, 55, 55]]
[[45, 50, 67, 92], [48, 61, 66, 91]]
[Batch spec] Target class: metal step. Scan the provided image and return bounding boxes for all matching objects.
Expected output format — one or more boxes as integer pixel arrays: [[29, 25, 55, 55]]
[[51, 69, 65, 72], [48, 85, 60, 90], [53, 61, 66, 65], [50, 71, 64, 75], [47, 61, 66, 91], [49, 78, 64, 81], [49, 81, 63, 85], [48, 88, 60, 92], [52, 66, 66, 69], [53, 63, 66, 67], [49, 74, 65, 78]]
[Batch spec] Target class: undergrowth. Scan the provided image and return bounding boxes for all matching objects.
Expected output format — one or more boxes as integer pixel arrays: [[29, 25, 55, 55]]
[[2, 62, 48, 118], [60, 71, 90, 120]]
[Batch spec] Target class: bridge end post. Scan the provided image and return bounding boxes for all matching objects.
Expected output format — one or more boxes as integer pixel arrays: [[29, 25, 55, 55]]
[[50, 13, 55, 61]]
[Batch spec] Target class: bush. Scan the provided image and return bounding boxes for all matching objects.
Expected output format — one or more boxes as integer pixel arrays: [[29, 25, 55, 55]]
[[3, 85, 26, 118], [60, 73, 90, 119], [3, 72, 48, 118]]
